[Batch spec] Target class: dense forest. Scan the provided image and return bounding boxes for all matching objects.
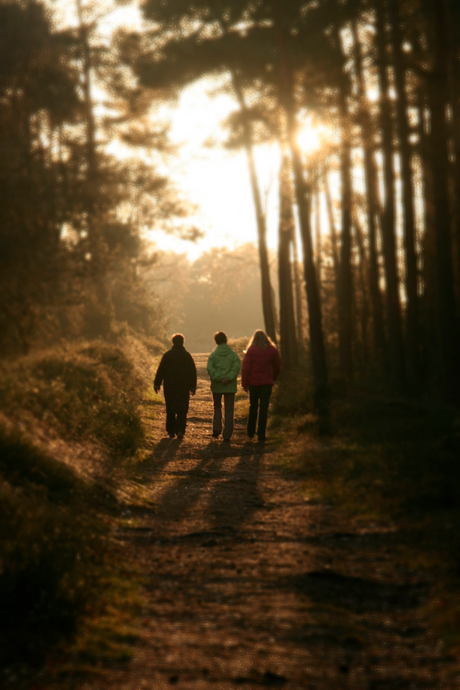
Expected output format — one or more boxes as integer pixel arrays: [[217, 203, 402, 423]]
[[0, 0, 193, 356], [129, 0, 460, 412], [2, 0, 460, 419]]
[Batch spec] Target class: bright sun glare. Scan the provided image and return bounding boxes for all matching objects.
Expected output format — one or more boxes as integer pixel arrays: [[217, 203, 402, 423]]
[[53, 3, 326, 261], [155, 81, 325, 259], [297, 118, 324, 153]]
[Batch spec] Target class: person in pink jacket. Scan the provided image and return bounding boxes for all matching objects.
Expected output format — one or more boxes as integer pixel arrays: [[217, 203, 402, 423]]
[[241, 329, 281, 442]]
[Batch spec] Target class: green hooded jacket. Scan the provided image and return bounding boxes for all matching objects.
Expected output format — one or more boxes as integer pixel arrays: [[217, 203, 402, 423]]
[[207, 343, 241, 393]]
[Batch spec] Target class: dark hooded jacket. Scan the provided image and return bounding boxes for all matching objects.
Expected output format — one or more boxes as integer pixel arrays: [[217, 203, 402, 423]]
[[154, 344, 197, 413]]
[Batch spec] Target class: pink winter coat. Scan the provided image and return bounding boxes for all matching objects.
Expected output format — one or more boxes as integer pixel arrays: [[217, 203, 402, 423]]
[[241, 344, 281, 388]]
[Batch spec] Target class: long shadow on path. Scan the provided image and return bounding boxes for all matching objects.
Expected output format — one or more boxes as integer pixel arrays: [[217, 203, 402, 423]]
[[143, 437, 182, 475], [208, 444, 263, 531], [152, 440, 262, 530]]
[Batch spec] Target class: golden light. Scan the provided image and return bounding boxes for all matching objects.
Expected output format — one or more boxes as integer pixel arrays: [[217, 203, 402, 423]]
[[162, 81, 281, 257], [296, 116, 326, 154]]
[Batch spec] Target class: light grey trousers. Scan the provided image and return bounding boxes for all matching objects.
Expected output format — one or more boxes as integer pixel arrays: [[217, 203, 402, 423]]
[[212, 392, 235, 439]]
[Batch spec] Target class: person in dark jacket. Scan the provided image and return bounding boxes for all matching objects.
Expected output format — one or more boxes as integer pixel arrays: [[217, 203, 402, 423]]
[[241, 329, 281, 442], [154, 333, 197, 439]]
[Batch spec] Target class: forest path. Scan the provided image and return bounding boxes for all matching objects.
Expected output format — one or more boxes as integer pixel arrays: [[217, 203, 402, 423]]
[[80, 354, 459, 689]]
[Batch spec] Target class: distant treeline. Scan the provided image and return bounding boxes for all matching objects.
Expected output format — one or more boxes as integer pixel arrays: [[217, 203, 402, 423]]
[[150, 245, 271, 353]]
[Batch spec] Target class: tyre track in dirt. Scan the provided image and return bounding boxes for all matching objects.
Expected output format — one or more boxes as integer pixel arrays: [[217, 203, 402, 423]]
[[79, 353, 460, 690]]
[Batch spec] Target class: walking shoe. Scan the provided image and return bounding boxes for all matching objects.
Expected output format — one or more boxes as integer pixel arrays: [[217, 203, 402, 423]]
[[168, 433, 175, 439], [212, 432, 220, 438], [222, 438, 231, 443], [177, 432, 184, 440]]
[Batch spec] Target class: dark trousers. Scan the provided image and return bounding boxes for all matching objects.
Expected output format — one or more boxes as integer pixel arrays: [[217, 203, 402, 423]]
[[166, 409, 187, 437], [212, 392, 235, 440], [247, 384, 273, 441]]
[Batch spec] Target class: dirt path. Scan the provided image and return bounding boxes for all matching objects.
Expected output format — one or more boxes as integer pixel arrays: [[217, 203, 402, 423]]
[[80, 354, 459, 689]]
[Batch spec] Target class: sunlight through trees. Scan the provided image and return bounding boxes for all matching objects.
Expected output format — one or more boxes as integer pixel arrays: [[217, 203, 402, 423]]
[[2, 0, 460, 413]]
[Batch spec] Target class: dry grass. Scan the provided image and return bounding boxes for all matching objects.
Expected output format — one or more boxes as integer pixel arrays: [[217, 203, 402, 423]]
[[0, 335, 161, 679]]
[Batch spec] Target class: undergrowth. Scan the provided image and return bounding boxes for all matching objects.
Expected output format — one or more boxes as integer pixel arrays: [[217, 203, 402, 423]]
[[0, 340, 148, 456], [271, 370, 460, 653], [228, 336, 250, 358], [0, 336, 157, 681], [272, 370, 460, 519], [0, 425, 108, 669]]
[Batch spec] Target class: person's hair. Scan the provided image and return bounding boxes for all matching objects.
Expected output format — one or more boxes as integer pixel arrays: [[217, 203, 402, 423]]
[[248, 329, 274, 349], [214, 331, 227, 345], [172, 333, 184, 346]]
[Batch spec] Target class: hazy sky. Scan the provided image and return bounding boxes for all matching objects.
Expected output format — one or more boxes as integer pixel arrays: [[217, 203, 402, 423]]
[[53, 0, 324, 261], [154, 77, 329, 260], [153, 80, 281, 260]]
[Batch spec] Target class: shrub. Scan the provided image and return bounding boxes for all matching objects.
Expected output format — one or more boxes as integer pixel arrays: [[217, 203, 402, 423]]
[[228, 336, 250, 358], [0, 337, 153, 672], [272, 367, 314, 417], [0, 427, 106, 666], [293, 384, 460, 521], [0, 428, 84, 503], [0, 342, 146, 456]]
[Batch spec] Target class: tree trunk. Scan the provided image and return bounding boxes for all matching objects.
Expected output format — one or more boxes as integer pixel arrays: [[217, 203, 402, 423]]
[[353, 216, 370, 365], [417, 90, 438, 393], [388, 0, 421, 390], [337, 83, 354, 379], [291, 229, 305, 347], [274, 18, 329, 431], [446, 0, 460, 309], [427, 0, 460, 403], [231, 73, 278, 343], [351, 19, 387, 371], [324, 169, 340, 309], [76, 0, 111, 335], [76, 0, 98, 257], [278, 154, 299, 371], [329, 22, 353, 379], [313, 172, 322, 290], [375, 0, 406, 388]]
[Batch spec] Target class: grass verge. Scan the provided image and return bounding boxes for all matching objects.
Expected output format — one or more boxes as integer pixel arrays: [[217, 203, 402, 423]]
[[271, 371, 460, 654], [0, 340, 148, 456], [0, 336, 157, 684]]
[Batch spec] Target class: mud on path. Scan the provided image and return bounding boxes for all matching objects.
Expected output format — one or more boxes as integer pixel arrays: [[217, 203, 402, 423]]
[[81, 354, 459, 690]]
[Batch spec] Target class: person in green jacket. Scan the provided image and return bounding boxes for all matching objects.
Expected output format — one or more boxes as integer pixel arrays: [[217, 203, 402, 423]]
[[207, 331, 241, 442]]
